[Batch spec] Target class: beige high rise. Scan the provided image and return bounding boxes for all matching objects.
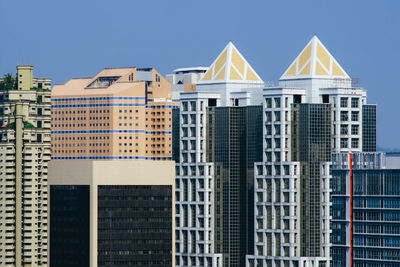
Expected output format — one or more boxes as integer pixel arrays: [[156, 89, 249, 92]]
[[0, 66, 51, 266]]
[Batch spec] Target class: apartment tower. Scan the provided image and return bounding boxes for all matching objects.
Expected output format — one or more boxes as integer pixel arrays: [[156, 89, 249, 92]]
[[246, 36, 376, 267], [174, 42, 265, 267], [0, 66, 51, 266]]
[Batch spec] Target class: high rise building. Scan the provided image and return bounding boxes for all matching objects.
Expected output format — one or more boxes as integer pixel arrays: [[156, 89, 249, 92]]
[[51, 67, 178, 160], [174, 42, 265, 267], [331, 152, 400, 266], [207, 106, 263, 266], [0, 66, 51, 266], [246, 36, 377, 267], [48, 160, 176, 267]]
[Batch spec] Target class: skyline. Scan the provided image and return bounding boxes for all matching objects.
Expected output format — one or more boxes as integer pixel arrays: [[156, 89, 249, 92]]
[[1, 0, 399, 149]]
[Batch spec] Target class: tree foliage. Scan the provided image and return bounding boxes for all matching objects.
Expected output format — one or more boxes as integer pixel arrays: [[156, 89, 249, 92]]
[[0, 73, 17, 90]]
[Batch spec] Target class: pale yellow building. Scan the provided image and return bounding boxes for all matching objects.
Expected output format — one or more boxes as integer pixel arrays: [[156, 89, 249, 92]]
[[0, 66, 51, 266], [51, 67, 178, 160]]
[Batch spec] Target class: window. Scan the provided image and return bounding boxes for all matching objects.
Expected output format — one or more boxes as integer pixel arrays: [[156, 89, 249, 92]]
[[351, 111, 359, 121], [340, 138, 348, 148], [351, 98, 359, 108], [340, 111, 348, 121], [340, 124, 348, 135], [266, 98, 272, 108], [340, 97, 348, 108], [274, 98, 281, 108], [351, 125, 359, 135], [274, 111, 280, 122], [351, 138, 359, 148], [182, 102, 188, 111]]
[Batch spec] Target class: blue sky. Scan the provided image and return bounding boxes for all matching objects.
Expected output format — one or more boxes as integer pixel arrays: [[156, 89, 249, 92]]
[[1, 0, 399, 148]]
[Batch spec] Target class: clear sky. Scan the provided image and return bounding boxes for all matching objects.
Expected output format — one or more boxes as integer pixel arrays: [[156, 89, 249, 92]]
[[1, 0, 399, 148]]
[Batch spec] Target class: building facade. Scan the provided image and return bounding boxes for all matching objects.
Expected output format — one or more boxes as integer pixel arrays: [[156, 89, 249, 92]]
[[331, 152, 400, 267], [246, 36, 377, 267], [0, 66, 51, 266], [51, 67, 178, 160], [174, 42, 265, 267], [207, 105, 263, 266], [48, 160, 176, 267]]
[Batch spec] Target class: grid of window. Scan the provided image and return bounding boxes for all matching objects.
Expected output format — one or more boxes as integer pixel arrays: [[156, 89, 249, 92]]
[[332, 169, 400, 266], [292, 104, 331, 256], [362, 105, 377, 152], [50, 185, 90, 266], [207, 106, 262, 267], [97, 185, 172, 267]]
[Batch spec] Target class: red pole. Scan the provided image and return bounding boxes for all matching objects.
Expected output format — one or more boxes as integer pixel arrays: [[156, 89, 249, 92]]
[[349, 153, 353, 267]]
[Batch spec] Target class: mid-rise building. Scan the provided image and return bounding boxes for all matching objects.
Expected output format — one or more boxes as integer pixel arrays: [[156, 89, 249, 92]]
[[0, 66, 51, 266], [51, 67, 178, 160], [246, 36, 377, 267], [48, 160, 175, 267], [331, 152, 400, 266], [174, 42, 265, 267]]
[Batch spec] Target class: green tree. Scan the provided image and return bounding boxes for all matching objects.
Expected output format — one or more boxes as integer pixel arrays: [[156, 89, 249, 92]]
[[1, 73, 16, 90]]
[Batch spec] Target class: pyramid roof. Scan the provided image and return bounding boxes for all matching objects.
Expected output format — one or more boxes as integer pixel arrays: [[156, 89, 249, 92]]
[[198, 42, 263, 84], [280, 36, 350, 80]]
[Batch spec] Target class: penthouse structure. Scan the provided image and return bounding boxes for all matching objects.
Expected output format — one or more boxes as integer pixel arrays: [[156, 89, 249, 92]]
[[51, 67, 178, 160], [0, 66, 51, 266], [246, 36, 377, 267], [174, 42, 265, 267], [166, 67, 208, 101]]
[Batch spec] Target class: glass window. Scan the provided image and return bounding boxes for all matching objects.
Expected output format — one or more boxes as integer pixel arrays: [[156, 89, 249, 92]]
[[351, 138, 359, 148], [351, 111, 359, 121], [340, 97, 348, 108], [266, 98, 272, 108], [340, 138, 348, 148], [351, 125, 359, 135], [340, 124, 348, 135], [340, 111, 348, 121], [274, 98, 281, 108], [351, 98, 359, 108]]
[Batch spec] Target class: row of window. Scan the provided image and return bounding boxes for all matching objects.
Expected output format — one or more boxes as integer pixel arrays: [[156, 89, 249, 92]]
[[340, 138, 359, 148]]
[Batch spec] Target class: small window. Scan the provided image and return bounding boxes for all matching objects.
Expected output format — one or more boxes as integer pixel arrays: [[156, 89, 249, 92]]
[[340, 97, 348, 108]]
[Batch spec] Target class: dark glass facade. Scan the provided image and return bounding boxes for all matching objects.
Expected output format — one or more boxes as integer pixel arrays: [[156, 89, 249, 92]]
[[332, 168, 400, 267], [292, 104, 331, 257], [172, 107, 181, 162], [207, 106, 263, 267], [50, 185, 90, 266], [97, 185, 172, 267], [362, 105, 376, 152]]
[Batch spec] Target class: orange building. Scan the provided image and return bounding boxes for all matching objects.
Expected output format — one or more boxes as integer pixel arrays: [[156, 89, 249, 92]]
[[51, 67, 178, 160]]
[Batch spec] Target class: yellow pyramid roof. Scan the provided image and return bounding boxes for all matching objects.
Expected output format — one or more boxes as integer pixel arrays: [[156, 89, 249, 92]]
[[198, 42, 263, 84], [280, 36, 350, 80]]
